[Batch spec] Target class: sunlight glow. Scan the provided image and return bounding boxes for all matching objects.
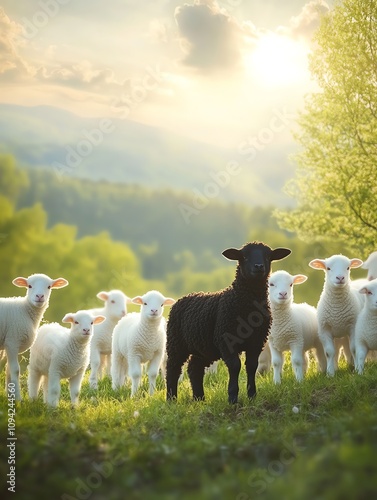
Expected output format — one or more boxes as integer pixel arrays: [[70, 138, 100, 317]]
[[244, 34, 309, 88]]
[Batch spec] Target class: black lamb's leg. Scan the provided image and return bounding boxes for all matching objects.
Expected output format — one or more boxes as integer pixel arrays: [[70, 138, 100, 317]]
[[166, 352, 188, 401], [245, 350, 259, 399], [223, 355, 241, 404], [187, 355, 208, 401]]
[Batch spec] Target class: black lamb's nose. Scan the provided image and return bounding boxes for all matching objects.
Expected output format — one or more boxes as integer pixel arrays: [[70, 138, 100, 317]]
[[254, 263, 264, 271]]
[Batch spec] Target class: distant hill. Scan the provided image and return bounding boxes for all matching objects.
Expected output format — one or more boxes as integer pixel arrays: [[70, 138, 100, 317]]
[[0, 103, 295, 206]]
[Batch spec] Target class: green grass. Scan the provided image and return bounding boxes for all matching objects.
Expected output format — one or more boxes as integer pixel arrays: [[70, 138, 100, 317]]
[[1, 357, 377, 500]]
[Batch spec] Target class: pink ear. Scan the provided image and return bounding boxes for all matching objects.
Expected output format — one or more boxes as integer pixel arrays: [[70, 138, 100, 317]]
[[350, 259, 363, 269], [309, 259, 326, 270], [163, 298, 176, 306], [51, 278, 69, 289], [359, 287, 369, 295], [132, 296, 144, 305], [62, 314, 75, 324], [12, 277, 28, 288], [293, 275, 307, 285], [97, 292, 109, 301], [125, 296, 133, 304], [93, 315, 106, 325]]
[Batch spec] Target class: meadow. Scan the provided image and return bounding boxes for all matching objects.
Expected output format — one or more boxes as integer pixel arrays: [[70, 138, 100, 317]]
[[1, 355, 377, 500]]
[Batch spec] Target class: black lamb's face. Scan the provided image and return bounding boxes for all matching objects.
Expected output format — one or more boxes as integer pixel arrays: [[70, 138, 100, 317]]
[[222, 242, 292, 281]]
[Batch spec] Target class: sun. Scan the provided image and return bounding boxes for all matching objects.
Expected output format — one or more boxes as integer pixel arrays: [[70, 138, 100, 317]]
[[244, 33, 309, 88]]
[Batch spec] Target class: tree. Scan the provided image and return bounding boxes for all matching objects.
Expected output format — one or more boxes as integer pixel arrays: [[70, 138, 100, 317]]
[[0, 154, 29, 202], [276, 0, 377, 252]]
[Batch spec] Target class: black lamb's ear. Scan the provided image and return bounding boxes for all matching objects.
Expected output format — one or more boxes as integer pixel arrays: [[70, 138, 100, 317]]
[[271, 247, 291, 262], [222, 248, 242, 261]]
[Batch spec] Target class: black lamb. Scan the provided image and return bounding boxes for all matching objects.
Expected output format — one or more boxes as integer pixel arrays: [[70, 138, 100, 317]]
[[166, 241, 291, 404]]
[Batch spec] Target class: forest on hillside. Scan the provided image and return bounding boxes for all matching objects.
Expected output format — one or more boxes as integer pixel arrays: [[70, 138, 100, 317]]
[[19, 166, 261, 279], [0, 153, 361, 322]]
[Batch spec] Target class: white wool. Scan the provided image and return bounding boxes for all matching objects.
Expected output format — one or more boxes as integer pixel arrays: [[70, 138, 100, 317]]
[[354, 279, 377, 374], [88, 290, 132, 389], [256, 342, 271, 374], [111, 290, 175, 396], [0, 273, 68, 400], [309, 254, 363, 376], [28, 310, 105, 407], [361, 251, 377, 281], [268, 270, 326, 384]]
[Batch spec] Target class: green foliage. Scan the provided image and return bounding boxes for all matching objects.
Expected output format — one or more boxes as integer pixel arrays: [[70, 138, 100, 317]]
[[276, 0, 377, 253], [1, 153, 364, 313], [18, 166, 260, 280], [1, 358, 377, 499], [0, 153, 29, 202], [0, 176, 149, 323], [248, 218, 361, 306]]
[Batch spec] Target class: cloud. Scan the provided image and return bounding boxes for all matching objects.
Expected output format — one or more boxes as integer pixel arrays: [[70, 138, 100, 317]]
[[278, 0, 330, 41], [36, 61, 117, 91], [174, 0, 246, 72], [0, 7, 122, 102], [0, 7, 32, 78]]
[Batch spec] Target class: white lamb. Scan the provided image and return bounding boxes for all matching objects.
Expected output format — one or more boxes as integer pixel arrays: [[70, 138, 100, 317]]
[[354, 279, 377, 374], [351, 251, 377, 362], [0, 273, 69, 400], [349, 251, 377, 290], [111, 290, 175, 396], [309, 254, 363, 376], [88, 290, 132, 389], [268, 270, 326, 384], [362, 251, 377, 281], [28, 311, 105, 407], [256, 342, 271, 374]]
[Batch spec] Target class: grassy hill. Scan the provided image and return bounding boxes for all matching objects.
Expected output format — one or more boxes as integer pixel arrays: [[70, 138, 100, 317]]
[[1, 357, 377, 499]]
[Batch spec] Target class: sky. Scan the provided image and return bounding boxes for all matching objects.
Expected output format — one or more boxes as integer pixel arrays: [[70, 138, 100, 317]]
[[0, 0, 332, 150]]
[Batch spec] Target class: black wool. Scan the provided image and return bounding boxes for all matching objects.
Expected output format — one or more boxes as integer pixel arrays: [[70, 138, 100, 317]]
[[166, 241, 291, 404]]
